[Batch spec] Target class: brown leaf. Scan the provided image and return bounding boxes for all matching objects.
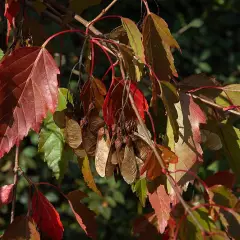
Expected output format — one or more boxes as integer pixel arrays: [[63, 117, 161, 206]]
[[67, 190, 97, 239], [120, 144, 137, 184], [82, 156, 102, 196], [141, 145, 178, 181], [65, 118, 82, 149], [2, 216, 40, 240], [53, 110, 66, 129], [95, 128, 111, 177], [105, 148, 116, 177], [142, 13, 180, 81], [82, 127, 97, 157], [148, 184, 171, 234]]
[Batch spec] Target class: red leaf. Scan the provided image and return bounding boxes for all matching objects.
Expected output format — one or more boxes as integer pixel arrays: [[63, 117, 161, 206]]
[[32, 190, 64, 240], [205, 171, 236, 189], [148, 184, 171, 234], [4, 0, 20, 43], [103, 79, 148, 126], [67, 190, 97, 239], [0, 184, 14, 207], [0, 47, 59, 158]]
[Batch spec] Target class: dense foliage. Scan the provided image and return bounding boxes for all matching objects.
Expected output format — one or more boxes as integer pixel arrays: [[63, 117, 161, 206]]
[[0, 0, 240, 239]]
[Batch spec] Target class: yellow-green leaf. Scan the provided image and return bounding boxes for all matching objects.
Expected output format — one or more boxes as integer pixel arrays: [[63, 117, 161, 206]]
[[82, 156, 102, 196], [131, 178, 147, 207], [121, 17, 144, 62], [160, 81, 179, 141]]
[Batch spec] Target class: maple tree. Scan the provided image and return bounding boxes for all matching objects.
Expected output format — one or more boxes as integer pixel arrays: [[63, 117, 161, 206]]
[[0, 0, 240, 239]]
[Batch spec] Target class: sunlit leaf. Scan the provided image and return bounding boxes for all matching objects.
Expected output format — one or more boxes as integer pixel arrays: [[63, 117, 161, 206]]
[[0, 47, 59, 158], [120, 144, 137, 184], [121, 17, 144, 62], [39, 89, 72, 182], [0, 184, 14, 207], [32, 190, 63, 240], [168, 93, 206, 197], [131, 178, 147, 207], [148, 184, 171, 234], [160, 81, 179, 141], [2, 215, 40, 240], [82, 156, 102, 196], [67, 190, 97, 239], [95, 128, 110, 177], [65, 118, 82, 149]]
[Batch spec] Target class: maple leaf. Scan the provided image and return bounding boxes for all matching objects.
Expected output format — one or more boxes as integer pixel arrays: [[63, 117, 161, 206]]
[[2, 215, 40, 240], [167, 93, 206, 195], [0, 184, 14, 207], [32, 190, 64, 240], [148, 184, 171, 234], [0, 47, 59, 158], [103, 79, 148, 126], [67, 190, 97, 239]]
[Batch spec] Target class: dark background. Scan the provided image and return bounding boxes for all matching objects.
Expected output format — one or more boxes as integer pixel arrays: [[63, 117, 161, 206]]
[[0, 0, 240, 239]]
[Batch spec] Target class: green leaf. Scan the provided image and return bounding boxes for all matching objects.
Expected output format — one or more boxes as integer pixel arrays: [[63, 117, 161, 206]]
[[121, 18, 144, 62], [208, 185, 238, 208], [38, 88, 73, 182], [131, 178, 147, 207], [69, 0, 102, 15], [215, 84, 240, 108], [142, 12, 180, 81], [218, 123, 240, 181], [0, 49, 4, 61], [159, 81, 179, 141], [180, 207, 227, 240], [119, 44, 143, 82], [190, 18, 204, 28]]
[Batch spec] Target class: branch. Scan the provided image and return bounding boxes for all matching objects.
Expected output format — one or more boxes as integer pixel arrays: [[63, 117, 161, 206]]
[[128, 93, 205, 233], [190, 93, 240, 117], [87, 0, 118, 30], [10, 146, 20, 223]]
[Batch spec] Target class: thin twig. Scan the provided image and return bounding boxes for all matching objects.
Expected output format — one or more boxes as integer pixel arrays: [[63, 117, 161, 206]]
[[87, 0, 118, 29], [10, 146, 20, 223], [128, 93, 205, 233], [190, 93, 240, 117]]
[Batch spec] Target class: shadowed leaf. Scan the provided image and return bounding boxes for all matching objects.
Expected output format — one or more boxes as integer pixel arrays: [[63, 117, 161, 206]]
[[131, 178, 147, 207], [67, 190, 97, 239], [2, 215, 40, 240], [69, 0, 102, 15]]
